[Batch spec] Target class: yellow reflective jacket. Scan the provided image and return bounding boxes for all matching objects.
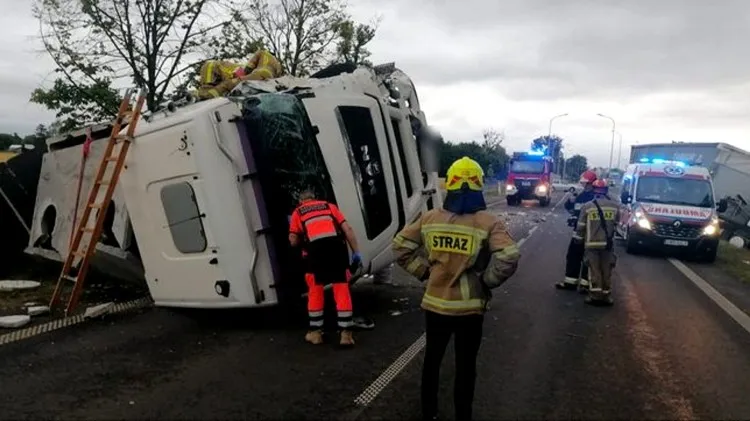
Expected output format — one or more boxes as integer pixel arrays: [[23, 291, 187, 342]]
[[247, 49, 283, 78], [199, 60, 242, 86], [576, 197, 621, 250], [392, 209, 520, 316]]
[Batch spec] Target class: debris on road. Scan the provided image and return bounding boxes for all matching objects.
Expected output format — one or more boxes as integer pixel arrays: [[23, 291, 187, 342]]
[[83, 302, 115, 319], [27, 305, 50, 316], [389, 310, 403, 316], [0, 314, 31, 329], [0, 280, 41, 292]]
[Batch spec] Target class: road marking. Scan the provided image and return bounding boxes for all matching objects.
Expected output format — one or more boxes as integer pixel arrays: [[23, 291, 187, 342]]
[[0, 297, 152, 347], [668, 258, 750, 334], [351, 214, 546, 410]]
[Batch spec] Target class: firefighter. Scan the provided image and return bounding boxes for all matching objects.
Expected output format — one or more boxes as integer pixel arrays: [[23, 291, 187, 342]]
[[288, 190, 362, 346], [193, 59, 245, 100], [576, 179, 620, 305], [240, 48, 284, 80], [392, 156, 520, 421], [556, 170, 598, 290]]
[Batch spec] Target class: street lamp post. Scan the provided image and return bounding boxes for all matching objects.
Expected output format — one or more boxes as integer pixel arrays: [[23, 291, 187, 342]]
[[596, 113, 616, 176], [548, 113, 568, 176], [615, 131, 623, 169]]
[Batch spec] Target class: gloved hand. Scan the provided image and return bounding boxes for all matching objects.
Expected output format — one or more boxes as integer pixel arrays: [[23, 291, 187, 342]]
[[351, 252, 362, 265]]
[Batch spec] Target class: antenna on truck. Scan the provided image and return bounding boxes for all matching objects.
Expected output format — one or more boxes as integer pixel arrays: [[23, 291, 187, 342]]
[[49, 87, 148, 316]]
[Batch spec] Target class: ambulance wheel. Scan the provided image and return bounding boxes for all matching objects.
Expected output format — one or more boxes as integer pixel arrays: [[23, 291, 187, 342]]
[[625, 229, 641, 255]]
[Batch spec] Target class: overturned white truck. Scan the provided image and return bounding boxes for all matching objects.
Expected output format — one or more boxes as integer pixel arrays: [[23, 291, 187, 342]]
[[27, 63, 443, 308]]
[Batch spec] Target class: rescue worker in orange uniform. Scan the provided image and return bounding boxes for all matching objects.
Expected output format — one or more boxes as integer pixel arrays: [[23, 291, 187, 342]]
[[193, 49, 283, 100], [576, 179, 620, 305], [392, 157, 521, 421], [289, 190, 362, 346]]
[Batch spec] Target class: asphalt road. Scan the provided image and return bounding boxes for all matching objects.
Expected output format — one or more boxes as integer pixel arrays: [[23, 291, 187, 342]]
[[2, 192, 750, 420]]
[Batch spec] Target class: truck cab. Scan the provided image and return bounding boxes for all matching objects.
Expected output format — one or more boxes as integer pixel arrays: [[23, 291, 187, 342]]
[[118, 66, 442, 309], [617, 158, 727, 262], [505, 151, 553, 206]]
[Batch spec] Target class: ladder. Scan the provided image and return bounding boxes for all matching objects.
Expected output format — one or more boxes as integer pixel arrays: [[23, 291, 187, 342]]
[[49, 88, 147, 316]]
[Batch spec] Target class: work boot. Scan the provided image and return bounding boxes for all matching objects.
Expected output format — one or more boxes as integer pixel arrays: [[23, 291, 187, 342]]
[[555, 277, 578, 290], [305, 329, 323, 345], [340, 329, 355, 347]]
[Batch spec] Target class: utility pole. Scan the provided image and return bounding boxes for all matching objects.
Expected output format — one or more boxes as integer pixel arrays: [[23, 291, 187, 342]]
[[596, 113, 616, 176]]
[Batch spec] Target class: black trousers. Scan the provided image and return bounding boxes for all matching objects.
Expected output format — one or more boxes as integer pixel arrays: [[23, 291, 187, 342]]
[[421, 310, 484, 421], [564, 237, 589, 281]]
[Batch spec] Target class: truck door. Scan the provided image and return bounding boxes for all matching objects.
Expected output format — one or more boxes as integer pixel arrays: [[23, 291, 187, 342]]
[[301, 94, 400, 272]]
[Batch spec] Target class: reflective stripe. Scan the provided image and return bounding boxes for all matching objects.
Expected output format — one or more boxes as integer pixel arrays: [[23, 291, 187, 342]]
[[406, 256, 428, 274], [589, 287, 603, 292], [422, 293, 484, 312], [459, 274, 471, 300], [493, 244, 519, 259], [310, 319, 324, 327], [309, 310, 324, 317], [338, 311, 353, 318], [338, 320, 354, 328], [393, 234, 419, 250], [308, 231, 338, 241], [422, 223, 489, 240]]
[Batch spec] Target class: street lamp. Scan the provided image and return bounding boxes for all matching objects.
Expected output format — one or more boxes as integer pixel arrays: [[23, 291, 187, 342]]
[[548, 113, 568, 176], [596, 113, 616, 175]]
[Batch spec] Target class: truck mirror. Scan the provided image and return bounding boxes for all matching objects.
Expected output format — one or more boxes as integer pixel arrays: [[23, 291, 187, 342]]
[[717, 199, 728, 213]]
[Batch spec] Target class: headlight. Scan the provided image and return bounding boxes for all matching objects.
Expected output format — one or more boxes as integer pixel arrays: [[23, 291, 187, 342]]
[[506, 184, 516, 191], [702, 218, 720, 236], [536, 185, 548, 193], [637, 218, 652, 230]]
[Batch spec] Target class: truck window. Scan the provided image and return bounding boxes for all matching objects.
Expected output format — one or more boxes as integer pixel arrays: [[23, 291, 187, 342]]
[[160, 182, 207, 253], [511, 161, 545, 173], [337, 106, 393, 239], [390, 117, 414, 197]]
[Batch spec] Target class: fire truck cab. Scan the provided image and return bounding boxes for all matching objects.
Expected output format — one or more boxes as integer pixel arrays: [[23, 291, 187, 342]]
[[505, 151, 553, 206], [617, 158, 728, 262]]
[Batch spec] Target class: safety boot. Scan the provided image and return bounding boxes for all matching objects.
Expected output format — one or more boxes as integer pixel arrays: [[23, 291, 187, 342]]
[[555, 277, 578, 290], [305, 329, 323, 345], [340, 329, 355, 347]]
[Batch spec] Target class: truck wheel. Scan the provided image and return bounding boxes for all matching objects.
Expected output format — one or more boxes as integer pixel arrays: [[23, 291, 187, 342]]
[[539, 197, 550, 207], [507, 196, 517, 206]]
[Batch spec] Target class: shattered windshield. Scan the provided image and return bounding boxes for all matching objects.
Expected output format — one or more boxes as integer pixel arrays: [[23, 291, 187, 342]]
[[635, 176, 714, 208], [511, 160, 545, 174]]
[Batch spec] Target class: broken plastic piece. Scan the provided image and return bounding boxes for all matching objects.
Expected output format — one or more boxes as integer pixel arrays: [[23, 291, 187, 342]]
[[0, 280, 41, 292], [0, 315, 31, 328]]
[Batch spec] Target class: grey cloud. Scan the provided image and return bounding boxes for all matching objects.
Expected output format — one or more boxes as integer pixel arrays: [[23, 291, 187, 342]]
[[387, 0, 750, 100]]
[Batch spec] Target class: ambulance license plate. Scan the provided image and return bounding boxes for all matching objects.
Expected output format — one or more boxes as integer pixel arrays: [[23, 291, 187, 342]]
[[664, 239, 689, 247]]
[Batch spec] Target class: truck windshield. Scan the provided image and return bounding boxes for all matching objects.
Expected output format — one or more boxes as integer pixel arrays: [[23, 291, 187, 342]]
[[510, 160, 544, 174], [635, 176, 714, 208]]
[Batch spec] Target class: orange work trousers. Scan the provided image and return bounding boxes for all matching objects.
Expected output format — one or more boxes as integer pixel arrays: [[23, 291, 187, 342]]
[[306, 271, 353, 330]]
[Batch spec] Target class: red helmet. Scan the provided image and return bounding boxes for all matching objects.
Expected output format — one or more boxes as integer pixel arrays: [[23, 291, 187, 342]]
[[592, 179, 609, 195], [579, 170, 597, 184]]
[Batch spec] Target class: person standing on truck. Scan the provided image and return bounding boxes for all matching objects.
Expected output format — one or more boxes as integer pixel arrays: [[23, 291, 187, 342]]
[[557, 170, 598, 290], [288, 190, 362, 347], [576, 179, 620, 305], [391, 156, 520, 421]]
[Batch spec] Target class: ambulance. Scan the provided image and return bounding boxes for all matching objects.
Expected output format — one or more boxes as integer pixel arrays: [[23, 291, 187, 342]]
[[616, 158, 728, 262]]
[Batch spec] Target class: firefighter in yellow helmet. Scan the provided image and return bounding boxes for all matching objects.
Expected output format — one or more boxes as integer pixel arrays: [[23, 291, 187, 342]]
[[576, 179, 620, 305], [392, 156, 520, 421], [192, 49, 283, 100]]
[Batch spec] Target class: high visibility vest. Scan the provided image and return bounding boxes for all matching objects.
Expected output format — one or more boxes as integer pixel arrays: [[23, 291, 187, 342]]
[[293, 200, 343, 244]]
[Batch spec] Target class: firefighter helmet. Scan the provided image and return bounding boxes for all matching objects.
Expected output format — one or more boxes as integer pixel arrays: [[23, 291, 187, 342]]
[[592, 179, 609, 195], [579, 170, 597, 185], [445, 156, 484, 192]]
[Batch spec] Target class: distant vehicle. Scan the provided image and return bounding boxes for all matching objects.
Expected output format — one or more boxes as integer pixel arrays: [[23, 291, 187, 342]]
[[504, 150, 554, 206], [616, 158, 727, 262]]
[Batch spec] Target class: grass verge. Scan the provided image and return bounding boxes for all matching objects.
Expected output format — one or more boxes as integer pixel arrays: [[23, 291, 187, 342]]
[[716, 241, 750, 284]]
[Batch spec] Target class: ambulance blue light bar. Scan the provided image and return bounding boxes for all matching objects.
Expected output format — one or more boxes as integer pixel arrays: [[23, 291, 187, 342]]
[[638, 157, 686, 167]]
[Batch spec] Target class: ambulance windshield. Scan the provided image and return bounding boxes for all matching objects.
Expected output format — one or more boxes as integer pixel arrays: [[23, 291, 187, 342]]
[[635, 176, 714, 208], [510, 160, 544, 174]]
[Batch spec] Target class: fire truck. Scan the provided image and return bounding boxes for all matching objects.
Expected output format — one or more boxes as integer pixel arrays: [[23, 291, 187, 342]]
[[616, 158, 727, 262], [504, 151, 554, 206]]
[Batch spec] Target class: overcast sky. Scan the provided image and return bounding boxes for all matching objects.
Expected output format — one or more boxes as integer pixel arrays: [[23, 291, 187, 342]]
[[2, 0, 750, 167]]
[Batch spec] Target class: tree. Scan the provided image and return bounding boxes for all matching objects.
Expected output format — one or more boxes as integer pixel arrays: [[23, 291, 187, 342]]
[[531, 135, 563, 174], [436, 130, 509, 181], [480, 128, 507, 179], [30, 0, 241, 132], [241, 0, 376, 76], [335, 18, 378, 66], [564, 154, 588, 181]]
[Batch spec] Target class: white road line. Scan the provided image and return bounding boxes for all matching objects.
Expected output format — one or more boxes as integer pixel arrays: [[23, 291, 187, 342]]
[[668, 258, 750, 334], [352, 217, 544, 409], [0, 297, 153, 347]]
